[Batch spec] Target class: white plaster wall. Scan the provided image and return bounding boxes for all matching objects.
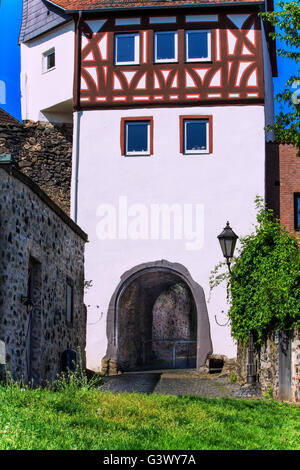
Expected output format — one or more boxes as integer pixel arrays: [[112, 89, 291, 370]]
[[21, 22, 75, 123], [73, 105, 266, 371]]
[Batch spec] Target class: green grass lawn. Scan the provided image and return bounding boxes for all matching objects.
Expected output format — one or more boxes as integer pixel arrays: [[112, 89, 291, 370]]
[[0, 385, 299, 450]]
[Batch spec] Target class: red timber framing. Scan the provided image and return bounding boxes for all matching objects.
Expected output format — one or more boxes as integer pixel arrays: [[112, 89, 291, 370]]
[[75, 7, 265, 110]]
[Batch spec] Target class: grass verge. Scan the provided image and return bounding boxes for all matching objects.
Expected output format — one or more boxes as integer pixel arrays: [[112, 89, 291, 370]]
[[0, 385, 299, 450]]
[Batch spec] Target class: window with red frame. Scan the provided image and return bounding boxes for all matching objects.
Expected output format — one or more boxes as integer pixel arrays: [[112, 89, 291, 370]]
[[121, 117, 153, 156], [180, 115, 213, 155]]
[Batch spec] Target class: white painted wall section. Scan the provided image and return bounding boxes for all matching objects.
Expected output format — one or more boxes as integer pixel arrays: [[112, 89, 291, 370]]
[[21, 22, 75, 123], [72, 105, 266, 371]]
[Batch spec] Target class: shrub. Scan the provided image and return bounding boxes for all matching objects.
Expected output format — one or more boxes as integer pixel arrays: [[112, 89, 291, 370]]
[[210, 197, 300, 344]]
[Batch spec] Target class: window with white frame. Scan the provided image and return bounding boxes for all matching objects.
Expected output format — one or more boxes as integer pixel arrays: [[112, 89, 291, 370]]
[[42, 48, 55, 72], [185, 30, 211, 62], [115, 33, 140, 65], [124, 120, 151, 156], [183, 119, 210, 154], [154, 31, 178, 63]]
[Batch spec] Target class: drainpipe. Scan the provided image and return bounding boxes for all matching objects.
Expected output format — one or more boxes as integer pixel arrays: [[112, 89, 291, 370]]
[[72, 110, 81, 223], [71, 11, 83, 223]]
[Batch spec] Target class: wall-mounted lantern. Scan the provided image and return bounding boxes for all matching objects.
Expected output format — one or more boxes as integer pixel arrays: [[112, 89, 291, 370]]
[[217, 221, 238, 273], [217, 222, 256, 384]]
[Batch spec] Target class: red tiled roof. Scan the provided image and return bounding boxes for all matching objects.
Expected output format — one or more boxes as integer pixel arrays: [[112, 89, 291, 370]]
[[47, 0, 263, 10], [0, 108, 21, 126]]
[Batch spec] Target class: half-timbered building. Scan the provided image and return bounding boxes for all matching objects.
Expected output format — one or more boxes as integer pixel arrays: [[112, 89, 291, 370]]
[[19, 0, 278, 374]]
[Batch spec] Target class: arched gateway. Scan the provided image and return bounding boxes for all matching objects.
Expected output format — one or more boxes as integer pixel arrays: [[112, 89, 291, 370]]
[[101, 260, 213, 375]]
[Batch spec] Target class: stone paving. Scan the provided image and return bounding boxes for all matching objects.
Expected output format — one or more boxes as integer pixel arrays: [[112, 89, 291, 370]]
[[100, 369, 242, 398]]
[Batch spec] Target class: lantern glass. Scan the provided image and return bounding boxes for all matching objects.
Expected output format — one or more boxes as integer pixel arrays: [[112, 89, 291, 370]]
[[218, 237, 226, 258], [217, 222, 238, 260], [226, 237, 237, 258]]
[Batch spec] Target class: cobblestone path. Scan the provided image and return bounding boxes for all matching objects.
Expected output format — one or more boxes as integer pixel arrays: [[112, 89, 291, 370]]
[[100, 370, 241, 398]]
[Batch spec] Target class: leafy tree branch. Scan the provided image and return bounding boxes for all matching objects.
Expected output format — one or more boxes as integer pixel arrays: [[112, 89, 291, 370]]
[[260, 1, 300, 151]]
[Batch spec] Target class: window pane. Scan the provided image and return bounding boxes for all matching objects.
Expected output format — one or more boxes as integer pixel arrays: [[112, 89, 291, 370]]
[[297, 197, 300, 229], [116, 35, 136, 63], [186, 31, 208, 59], [126, 122, 149, 153], [47, 52, 55, 69], [185, 120, 208, 152], [155, 32, 176, 60]]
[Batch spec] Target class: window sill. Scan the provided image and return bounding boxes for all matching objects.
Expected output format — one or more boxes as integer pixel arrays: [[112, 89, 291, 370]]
[[42, 67, 56, 75], [125, 153, 152, 157], [154, 59, 178, 64], [182, 152, 211, 156], [185, 60, 212, 64], [115, 62, 140, 66]]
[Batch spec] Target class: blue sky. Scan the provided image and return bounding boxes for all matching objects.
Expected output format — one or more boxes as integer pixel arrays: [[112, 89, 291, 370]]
[[0, 0, 297, 121], [0, 0, 23, 121]]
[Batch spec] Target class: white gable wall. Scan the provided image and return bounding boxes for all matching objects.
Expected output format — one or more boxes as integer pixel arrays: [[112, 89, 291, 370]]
[[72, 104, 266, 371], [21, 22, 75, 123]]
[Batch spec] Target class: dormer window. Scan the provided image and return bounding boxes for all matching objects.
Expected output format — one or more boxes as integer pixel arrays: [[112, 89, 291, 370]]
[[43, 48, 55, 72], [154, 31, 178, 63], [185, 30, 211, 62], [115, 33, 140, 65]]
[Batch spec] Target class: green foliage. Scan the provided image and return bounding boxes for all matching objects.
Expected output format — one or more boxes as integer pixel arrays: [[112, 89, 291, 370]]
[[50, 348, 102, 392], [2, 348, 102, 392], [210, 197, 300, 344], [230, 373, 237, 384], [263, 386, 274, 400], [260, 1, 300, 151], [0, 387, 299, 449]]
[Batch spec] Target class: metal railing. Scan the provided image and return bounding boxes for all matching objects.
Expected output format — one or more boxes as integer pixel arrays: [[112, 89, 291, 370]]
[[142, 338, 197, 368]]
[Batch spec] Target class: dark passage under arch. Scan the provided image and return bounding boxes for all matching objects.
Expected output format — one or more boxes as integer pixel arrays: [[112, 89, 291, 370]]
[[102, 260, 213, 375]]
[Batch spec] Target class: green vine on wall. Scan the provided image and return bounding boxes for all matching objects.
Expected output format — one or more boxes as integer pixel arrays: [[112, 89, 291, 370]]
[[209, 197, 300, 344]]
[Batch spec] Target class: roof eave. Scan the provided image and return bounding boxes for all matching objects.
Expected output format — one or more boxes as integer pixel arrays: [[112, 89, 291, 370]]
[[44, 0, 265, 14]]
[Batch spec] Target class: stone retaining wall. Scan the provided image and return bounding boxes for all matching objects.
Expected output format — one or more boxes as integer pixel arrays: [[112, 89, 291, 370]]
[[237, 330, 300, 402]]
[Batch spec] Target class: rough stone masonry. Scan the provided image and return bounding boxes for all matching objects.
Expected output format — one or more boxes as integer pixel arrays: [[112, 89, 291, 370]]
[[0, 162, 87, 384], [0, 117, 72, 215]]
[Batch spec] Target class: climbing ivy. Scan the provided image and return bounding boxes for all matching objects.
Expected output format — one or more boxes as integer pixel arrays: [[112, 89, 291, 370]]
[[209, 197, 300, 344]]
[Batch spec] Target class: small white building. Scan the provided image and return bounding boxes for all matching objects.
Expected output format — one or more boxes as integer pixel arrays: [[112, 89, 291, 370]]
[[19, 0, 278, 374]]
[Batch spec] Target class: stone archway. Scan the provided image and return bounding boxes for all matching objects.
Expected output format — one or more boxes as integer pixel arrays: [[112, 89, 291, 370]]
[[101, 260, 213, 375]]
